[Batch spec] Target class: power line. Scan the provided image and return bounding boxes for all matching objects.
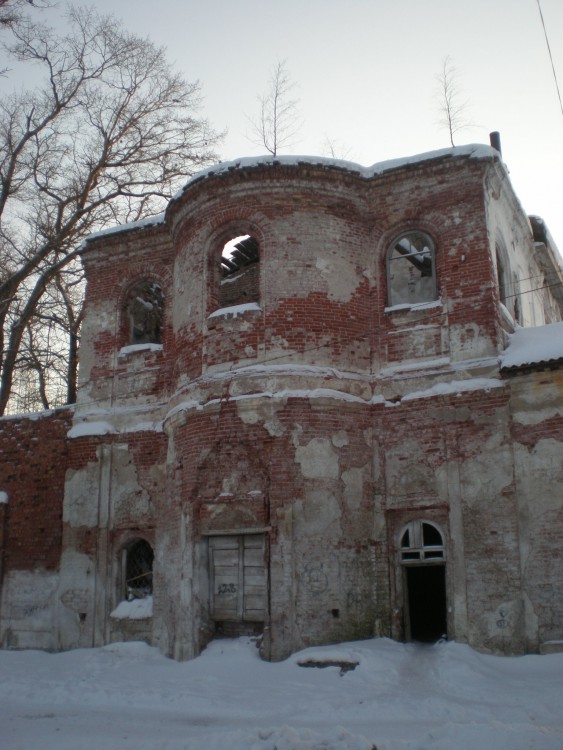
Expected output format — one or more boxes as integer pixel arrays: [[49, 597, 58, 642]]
[[536, 0, 563, 115]]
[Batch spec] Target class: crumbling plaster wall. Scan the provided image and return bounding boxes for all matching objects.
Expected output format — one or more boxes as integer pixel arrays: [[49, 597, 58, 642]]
[[160, 393, 378, 662], [57, 431, 165, 651], [77, 227, 175, 410], [3, 151, 561, 660], [73, 153, 560, 660], [168, 165, 373, 381], [484, 160, 559, 329], [379, 373, 562, 655], [508, 368, 563, 648]]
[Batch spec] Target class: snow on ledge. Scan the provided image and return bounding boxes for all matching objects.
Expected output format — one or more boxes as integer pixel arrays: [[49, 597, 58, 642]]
[[208, 302, 262, 320], [68, 419, 163, 438], [118, 343, 163, 356], [80, 213, 165, 247], [165, 387, 386, 422], [500, 321, 563, 370], [384, 299, 443, 314], [110, 596, 153, 620], [174, 144, 497, 199], [68, 421, 117, 438], [401, 378, 504, 402], [0, 491, 8, 505], [380, 357, 451, 377]]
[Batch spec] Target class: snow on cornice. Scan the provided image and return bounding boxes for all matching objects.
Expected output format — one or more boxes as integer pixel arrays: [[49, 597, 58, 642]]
[[500, 321, 563, 371], [172, 144, 497, 201], [78, 145, 497, 247], [78, 212, 166, 249]]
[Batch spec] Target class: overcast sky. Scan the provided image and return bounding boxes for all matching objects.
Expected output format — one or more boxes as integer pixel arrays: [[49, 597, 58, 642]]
[[8, 0, 563, 250]]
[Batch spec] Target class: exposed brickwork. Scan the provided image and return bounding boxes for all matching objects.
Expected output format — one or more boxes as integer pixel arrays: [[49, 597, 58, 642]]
[[1, 149, 562, 661], [0, 409, 72, 571]]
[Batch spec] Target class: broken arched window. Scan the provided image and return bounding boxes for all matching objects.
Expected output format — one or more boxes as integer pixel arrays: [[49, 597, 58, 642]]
[[217, 234, 259, 309], [387, 231, 436, 307], [125, 280, 164, 345]]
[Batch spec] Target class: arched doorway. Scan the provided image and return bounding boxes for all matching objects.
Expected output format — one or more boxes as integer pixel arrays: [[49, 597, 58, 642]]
[[400, 520, 447, 642]]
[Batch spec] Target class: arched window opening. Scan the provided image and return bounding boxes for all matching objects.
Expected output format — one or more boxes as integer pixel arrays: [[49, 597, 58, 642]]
[[496, 245, 509, 307], [387, 231, 436, 307], [126, 280, 164, 345], [495, 244, 521, 323], [400, 520, 445, 563], [221, 235, 259, 276], [217, 234, 260, 309], [125, 539, 154, 600]]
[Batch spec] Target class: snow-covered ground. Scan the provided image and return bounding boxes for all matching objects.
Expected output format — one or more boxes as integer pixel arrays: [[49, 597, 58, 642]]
[[1, 637, 561, 750]]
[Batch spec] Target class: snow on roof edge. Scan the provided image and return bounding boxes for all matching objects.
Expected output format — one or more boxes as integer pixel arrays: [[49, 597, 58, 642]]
[[79, 212, 166, 249], [171, 143, 496, 201], [80, 144, 497, 246], [500, 321, 563, 371]]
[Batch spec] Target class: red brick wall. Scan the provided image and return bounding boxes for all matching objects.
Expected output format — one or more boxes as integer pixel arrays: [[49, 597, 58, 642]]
[[79, 156, 506, 405], [0, 409, 72, 572]]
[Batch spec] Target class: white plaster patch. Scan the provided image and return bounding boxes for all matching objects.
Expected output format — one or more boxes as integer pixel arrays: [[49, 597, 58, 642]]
[[316, 257, 331, 273], [449, 322, 494, 360], [0, 490, 8, 504], [0, 571, 59, 650], [483, 599, 521, 638], [314, 238, 361, 303], [64, 465, 100, 527], [513, 439, 563, 512], [331, 430, 349, 448], [236, 398, 286, 437], [3, 570, 58, 620], [113, 446, 153, 523], [460, 440, 514, 504], [59, 549, 96, 595], [295, 438, 339, 480], [512, 402, 562, 426], [294, 490, 342, 534], [341, 467, 364, 511]]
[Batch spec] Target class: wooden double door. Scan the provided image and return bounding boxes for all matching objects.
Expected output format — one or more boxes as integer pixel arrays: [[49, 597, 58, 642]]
[[208, 534, 267, 635]]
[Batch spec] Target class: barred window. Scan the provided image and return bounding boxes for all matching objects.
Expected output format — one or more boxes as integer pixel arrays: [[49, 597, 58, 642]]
[[125, 539, 153, 600]]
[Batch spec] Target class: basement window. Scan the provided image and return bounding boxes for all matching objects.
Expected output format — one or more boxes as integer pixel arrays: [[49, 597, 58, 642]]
[[126, 280, 164, 345], [387, 231, 436, 307], [124, 538, 154, 600], [400, 520, 445, 563], [217, 234, 260, 309]]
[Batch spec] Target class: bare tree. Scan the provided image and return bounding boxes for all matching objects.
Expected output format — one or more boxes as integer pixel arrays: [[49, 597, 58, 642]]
[[1, 0, 28, 28], [436, 55, 472, 147], [0, 0, 49, 28], [249, 60, 300, 157], [0, 6, 221, 414], [321, 136, 353, 161]]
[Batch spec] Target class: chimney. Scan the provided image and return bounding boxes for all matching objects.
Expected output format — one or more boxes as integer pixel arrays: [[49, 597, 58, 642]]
[[489, 131, 502, 156]]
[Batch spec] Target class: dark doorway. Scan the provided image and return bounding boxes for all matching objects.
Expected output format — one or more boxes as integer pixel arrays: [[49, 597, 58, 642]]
[[405, 565, 447, 642]]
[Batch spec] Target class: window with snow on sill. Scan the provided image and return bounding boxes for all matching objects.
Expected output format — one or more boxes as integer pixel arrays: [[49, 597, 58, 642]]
[[110, 595, 153, 620]]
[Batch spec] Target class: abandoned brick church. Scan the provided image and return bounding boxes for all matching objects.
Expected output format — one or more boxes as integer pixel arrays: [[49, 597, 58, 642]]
[[1, 143, 562, 661]]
